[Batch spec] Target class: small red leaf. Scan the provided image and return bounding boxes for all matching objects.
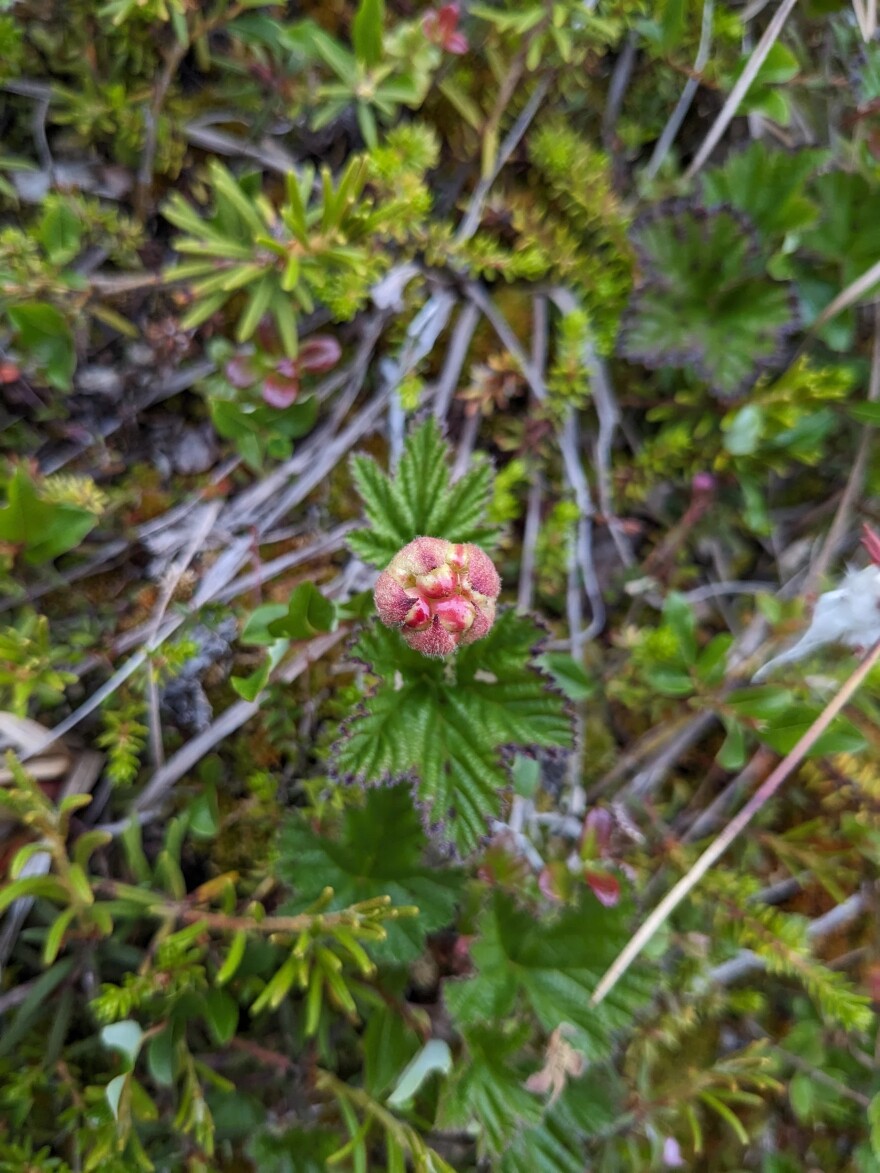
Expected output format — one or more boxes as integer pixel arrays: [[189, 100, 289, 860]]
[[298, 335, 342, 373], [584, 869, 620, 908], [539, 862, 571, 903], [255, 317, 281, 352], [275, 357, 299, 379], [225, 356, 257, 389], [580, 807, 613, 859], [423, 3, 468, 53], [262, 374, 299, 408]]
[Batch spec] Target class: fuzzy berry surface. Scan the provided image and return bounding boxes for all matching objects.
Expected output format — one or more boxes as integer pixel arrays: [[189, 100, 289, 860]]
[[374, 536, 501, 657]]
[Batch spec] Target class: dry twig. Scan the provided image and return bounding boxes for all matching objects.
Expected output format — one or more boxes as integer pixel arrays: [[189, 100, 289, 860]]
[[592, 637, 880, 1005], [684, 0, 800, 179]]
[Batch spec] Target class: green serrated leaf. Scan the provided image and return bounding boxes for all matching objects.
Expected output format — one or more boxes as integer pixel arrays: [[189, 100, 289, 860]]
[[331, 612, 571, 854], [621, 209, 794, 400], [703, 142, 824, 241], [536, 653, 596, 701], [500, 1067, 622, 1173], [440, 1023, 542, 1157], [348, 418, 496, 569], [444, 890, 654, 1061], [277, 785, 461, 963]]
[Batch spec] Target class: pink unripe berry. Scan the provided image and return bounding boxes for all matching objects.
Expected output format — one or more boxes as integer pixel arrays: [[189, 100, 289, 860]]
[[435, 595, 475, 633], [404, 596, 432, 630], [418, 566, 456, 598], [374, 536, 501, 657]]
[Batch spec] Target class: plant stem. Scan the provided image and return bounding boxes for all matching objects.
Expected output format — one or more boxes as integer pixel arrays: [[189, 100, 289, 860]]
[[97, 881, 400, 935]]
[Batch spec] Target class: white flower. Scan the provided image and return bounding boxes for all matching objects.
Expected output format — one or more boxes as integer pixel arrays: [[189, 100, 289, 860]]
[[754, 566, 880, 682]]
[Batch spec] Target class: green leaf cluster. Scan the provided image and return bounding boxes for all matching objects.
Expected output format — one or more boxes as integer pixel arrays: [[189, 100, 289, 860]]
[[300, 0, 432, 148], [165, 157, 380, 356], [526, 123, 634, 352]]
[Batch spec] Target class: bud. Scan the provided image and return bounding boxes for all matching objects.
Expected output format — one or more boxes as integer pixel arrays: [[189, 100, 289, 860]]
[[374, 536, 501, 657]]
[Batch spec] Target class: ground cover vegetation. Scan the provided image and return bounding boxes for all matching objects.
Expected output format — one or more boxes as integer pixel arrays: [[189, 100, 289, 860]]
[[3, 0, 880, 1168]]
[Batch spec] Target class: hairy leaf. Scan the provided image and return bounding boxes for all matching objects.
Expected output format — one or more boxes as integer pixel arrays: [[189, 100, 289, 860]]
[[801, 171, 880, 284], [332, 611, 571, 854], [277, 785, 462, 962], [347, 417, 495, 568], [440, 1024, 543, 1158], [501, 1068, 622, 1173], [703, 143, 824, 242], [620, 207, 795, 399], [445, 890, 654, 1059]]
